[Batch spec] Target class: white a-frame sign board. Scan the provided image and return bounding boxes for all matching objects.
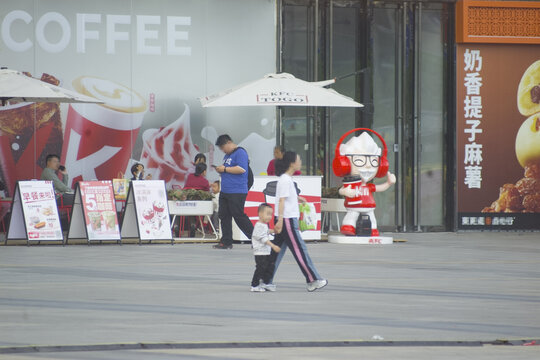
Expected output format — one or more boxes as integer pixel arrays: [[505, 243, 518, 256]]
[[7, 181, 63, 244], [120, 180, 172, 244]]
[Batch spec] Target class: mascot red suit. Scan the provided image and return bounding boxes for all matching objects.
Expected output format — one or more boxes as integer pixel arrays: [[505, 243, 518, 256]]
[[333, 128, 396, 236]]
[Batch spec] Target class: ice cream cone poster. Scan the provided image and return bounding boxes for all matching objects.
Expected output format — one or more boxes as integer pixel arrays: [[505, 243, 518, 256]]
[[131, 180, 172, 240], [10, 181, 63, 241], [79, 181, 120, 240], [457, 44, 540, 229]]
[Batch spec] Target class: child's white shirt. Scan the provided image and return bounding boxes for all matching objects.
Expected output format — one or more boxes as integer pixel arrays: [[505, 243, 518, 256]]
[[212, 191, 220, 212], [251, 221, 272, 255]]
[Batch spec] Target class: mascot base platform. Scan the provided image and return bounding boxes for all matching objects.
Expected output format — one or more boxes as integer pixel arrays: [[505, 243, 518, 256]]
[[328, 234, 393, 245]]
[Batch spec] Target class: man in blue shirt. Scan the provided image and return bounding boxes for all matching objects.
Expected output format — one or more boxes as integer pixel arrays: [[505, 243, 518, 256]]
[[213, 134, 253, 249]]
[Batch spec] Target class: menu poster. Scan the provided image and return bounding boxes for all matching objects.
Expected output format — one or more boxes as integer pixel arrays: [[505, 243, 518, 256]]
[[69, 181, 120, 241], [122, 180, 172, 242], [456, 44, 540, 230], [7, 181, 63, 242]]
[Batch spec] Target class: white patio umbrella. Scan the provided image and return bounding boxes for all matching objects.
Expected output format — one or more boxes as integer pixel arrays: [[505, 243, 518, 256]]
[[0, 68, 102, 104], [200, 72, 363, 108]]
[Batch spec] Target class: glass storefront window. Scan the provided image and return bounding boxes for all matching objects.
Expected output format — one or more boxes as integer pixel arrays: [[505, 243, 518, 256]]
[[280, 0, 454, 231]]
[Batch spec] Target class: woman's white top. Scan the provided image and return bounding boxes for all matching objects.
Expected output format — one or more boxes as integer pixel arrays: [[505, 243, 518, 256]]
[[275, 173, 299, 219]]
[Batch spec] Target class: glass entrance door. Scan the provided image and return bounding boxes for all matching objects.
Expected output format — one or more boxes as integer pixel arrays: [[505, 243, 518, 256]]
[[371, 1, 454, 231]]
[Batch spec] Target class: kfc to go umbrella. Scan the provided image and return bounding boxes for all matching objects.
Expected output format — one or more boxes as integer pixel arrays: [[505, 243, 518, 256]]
[[200, 73, 364, 108]]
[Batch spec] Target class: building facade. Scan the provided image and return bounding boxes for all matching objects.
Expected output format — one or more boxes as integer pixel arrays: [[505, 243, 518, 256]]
[[1, 0, 539, 232]]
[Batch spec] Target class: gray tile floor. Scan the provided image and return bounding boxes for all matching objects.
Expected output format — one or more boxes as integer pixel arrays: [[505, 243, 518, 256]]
[[1, 232, 539, 359]]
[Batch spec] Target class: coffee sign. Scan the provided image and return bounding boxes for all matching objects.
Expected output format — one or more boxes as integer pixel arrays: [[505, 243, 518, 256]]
[[1, 11, 192, 55]]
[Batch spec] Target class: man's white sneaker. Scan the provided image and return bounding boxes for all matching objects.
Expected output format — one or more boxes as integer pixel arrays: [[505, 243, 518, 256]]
[[307, 279, 328, 292], [261, 283, 276, 292], [250, 286, 265, 292]]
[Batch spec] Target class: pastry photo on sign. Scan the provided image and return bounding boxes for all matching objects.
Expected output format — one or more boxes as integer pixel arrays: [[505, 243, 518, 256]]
[[483, 60, 540, 213], [517, 60, 540, 117]]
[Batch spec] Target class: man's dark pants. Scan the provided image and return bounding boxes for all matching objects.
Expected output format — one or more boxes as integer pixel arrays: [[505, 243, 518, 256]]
[[218, 192, 253, 246]]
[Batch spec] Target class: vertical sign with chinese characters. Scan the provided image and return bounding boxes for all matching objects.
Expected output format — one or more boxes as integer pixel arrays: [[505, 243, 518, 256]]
[[7, 181, 63, 242], [463, 49, 483, 190], [78, 181, 120, 240], [456, 44, 540, 230]]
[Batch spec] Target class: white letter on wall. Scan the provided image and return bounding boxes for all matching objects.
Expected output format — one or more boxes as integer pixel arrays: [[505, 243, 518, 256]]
[[106, 15, 130, 54], [36, 12, 71, 53], [137, 15, 161, 55], [2, 10, 33, 52], [167, 16, 191, 56], [77, 13, 101, 53]]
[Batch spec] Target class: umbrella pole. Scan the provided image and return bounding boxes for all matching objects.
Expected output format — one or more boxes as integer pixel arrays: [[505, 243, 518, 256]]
[[335, 68, 368, 82], [277, 106, 283, 146]]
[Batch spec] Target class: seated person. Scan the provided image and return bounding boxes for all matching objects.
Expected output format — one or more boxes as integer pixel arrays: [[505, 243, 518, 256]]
[[131, 163, 152, 180], [184, 163, 210, 237], [267, 145, 301, 176], [40, 154, 74, 206], [184, 163, 210, 191], [194, 153, 206, 165]]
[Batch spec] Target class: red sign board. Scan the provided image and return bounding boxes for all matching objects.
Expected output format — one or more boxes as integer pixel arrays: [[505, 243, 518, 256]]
[[79, 181, 120, 240]]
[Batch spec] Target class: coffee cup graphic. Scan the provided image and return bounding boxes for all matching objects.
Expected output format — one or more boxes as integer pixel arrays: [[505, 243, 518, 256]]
[[61, 77, 147, 186]]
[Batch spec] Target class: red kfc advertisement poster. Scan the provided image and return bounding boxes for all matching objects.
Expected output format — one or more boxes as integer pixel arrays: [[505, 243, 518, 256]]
[[457, 44, 540, 229], [79, 181, 120, 240]]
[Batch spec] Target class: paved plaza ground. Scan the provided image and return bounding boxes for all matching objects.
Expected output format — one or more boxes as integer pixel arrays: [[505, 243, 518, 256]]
[[0, 232, 539, 359]]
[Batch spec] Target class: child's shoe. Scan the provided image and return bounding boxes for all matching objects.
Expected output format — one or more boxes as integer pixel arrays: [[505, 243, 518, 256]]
[[261, 283, 276, 292]]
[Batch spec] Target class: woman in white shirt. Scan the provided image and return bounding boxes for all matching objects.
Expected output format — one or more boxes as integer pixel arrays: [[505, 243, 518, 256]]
[[272, 151, 327, 292]]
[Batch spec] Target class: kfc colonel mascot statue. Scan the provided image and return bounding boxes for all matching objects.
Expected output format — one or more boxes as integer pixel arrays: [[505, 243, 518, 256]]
[[332, 128, 396, 237]]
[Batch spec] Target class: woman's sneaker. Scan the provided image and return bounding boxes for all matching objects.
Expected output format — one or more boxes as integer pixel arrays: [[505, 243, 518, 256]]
[[250, 286, 265, 292], [307, 279, 328, 292]]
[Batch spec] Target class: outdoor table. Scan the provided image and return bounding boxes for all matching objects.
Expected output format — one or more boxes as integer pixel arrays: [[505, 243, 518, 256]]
[[321, 198, 346, 234], [167, 200, 218, 241]]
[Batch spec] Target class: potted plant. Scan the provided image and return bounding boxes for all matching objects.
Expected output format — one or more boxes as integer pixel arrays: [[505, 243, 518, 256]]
[[167, 189, 213, 201]]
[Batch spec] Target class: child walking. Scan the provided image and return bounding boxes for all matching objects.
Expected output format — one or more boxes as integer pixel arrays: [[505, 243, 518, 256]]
[[250, 203, 281, 292], [272, 151, 327, 292]]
